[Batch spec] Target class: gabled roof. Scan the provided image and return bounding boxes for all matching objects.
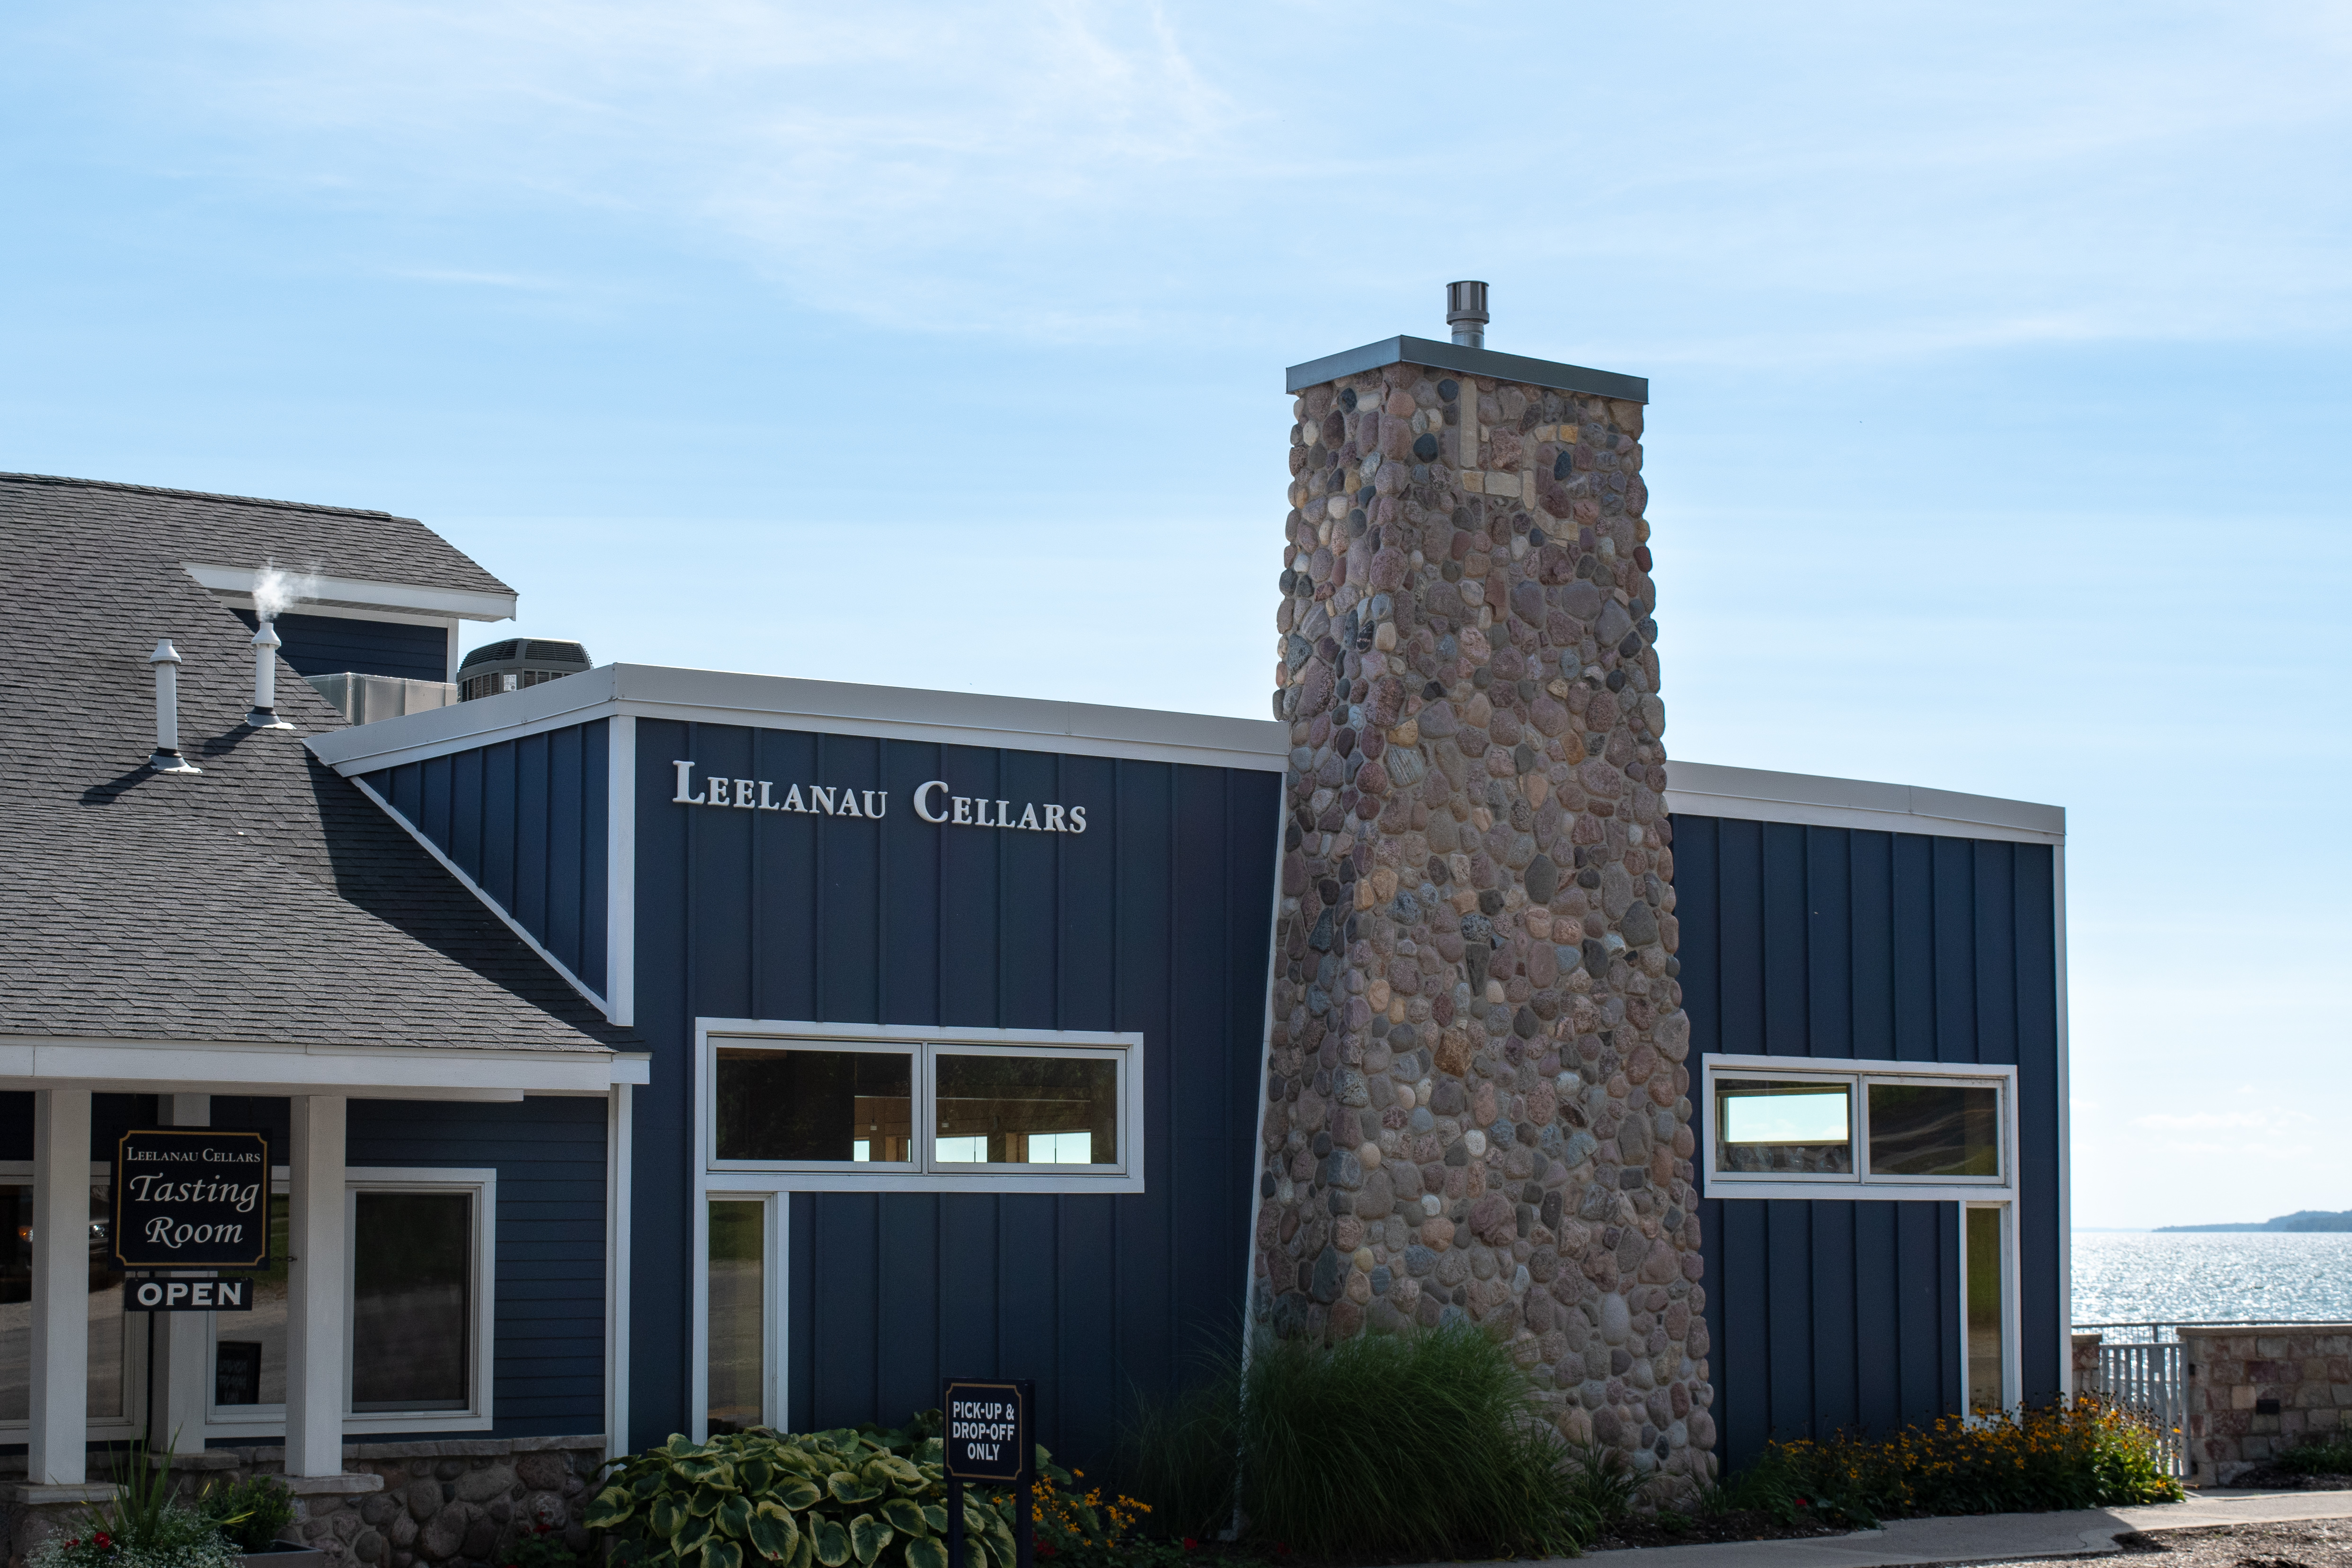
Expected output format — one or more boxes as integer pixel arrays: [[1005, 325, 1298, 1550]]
[[0, 474, 631, 1058], [1, 471, 515, 597]]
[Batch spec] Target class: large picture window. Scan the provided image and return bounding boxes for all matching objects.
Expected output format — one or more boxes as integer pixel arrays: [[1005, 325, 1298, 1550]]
[[208, 1168, 494, 1435], [1699, 1055, 2016, 1201], [0, 1167, 146, 1442], [702, 1022, 1144, 1192]]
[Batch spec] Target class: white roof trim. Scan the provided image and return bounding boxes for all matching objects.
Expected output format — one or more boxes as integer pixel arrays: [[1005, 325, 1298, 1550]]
[[0, 1037, 648, 1096], [306, 664, 1290, 775], [183, 562, 517, 622], [1664, 760, 2065, 844]]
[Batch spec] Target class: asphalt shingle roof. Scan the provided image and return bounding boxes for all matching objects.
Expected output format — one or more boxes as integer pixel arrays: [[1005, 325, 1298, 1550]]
[[0, 471, 515, 597], [0, 474, 630, 1055]]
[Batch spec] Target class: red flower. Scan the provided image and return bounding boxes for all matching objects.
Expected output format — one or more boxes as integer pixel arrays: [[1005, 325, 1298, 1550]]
[[1182, 1540, 1198, 1553], [93, 1534, 114, 1550], [1794, 1498, 1810, 1508], [64, 1541, 80, 1550]]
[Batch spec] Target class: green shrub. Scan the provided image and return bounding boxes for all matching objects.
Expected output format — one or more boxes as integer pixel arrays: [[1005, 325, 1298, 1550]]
[[1236, 1323, 1595, 1559], [2274, 1435, 2352, 1476], [1726, 1400, 2183, 1527], [199, 1474, 296, 1553], [1118, 1362, 1241, 1542], [587, 1428, 1017, 1568]]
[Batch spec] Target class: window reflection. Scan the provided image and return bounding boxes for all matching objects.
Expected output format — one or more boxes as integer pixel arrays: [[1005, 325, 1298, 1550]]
[[213, 1194, 287, 1408], [1713, 1081, 1852, 1174], [350, 1193, 470, 1411], [1868, 1083, 2001, 1177], [1966, 1206, 2006, 1410], [934, 1055, 1117, 1166], [0, 1183, 131, 1424], [717, 1048, 912, 1163], [707, 1201, 763, 1434]]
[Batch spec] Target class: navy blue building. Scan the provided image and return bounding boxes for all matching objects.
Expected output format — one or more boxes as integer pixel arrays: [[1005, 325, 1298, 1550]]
[[1, 461, 2072, 1498], [1665, 762, 2069, 1471]]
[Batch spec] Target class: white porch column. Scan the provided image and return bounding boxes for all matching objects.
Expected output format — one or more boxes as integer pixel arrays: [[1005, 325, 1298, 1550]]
[[30, 1089, 92, 1484], [284, 1095, 347, 1477], [151, 1094, 214, 1450]]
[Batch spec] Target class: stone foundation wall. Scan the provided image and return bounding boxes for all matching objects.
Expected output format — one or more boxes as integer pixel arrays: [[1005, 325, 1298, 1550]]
[[2182, 1325, 2352, 1484], [3, 1437, 601, 1568], [1257, 358, 1709, 1502]]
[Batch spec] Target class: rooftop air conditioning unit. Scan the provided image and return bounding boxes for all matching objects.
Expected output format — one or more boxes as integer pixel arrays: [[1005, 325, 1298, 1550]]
[[458, 638, 593, 702]]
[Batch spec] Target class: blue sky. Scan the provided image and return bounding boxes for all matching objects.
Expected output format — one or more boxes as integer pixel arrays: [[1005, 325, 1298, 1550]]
[[6, 1, 2347, 1228]]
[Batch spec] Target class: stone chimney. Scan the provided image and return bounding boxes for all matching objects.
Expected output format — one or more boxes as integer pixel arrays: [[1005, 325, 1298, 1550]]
[[1256, 288, 1712, 1496]]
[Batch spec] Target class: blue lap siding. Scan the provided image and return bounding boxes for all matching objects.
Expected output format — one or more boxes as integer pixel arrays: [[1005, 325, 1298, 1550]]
[[1672, 815, 2061, 1472], [364, 719, 610, 997], [346, 1096, 609, 1439], [234, 610, 449, 683], [630, 720, 1280, 1467]]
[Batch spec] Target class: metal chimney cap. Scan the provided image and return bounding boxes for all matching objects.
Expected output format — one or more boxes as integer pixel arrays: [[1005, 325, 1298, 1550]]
[[251, 619, 282, 650], [1446, 281, 1490, 348], [149, 638, 183, 666]]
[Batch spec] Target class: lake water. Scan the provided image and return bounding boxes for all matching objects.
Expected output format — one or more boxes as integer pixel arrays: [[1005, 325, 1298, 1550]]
[[2073, 1232, 2352, 1326]]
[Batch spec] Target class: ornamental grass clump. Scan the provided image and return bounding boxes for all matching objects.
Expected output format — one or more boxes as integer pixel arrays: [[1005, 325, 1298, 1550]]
[[2274, 1435, 2352, 1477], [1237, 1322, 1596, 1559], [588, 1427, 1018, 1568], [1725, 1398, 2183, 1527]]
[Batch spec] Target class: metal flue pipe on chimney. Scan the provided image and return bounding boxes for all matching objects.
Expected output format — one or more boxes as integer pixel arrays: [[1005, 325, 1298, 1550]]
[[1446, 279, 1490, 348], [148, 639, 202, 774], [246, 619, 292, 730]]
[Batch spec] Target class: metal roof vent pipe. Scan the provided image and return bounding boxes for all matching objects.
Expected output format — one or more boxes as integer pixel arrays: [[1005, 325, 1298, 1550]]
[[1446, 280, 1489, 348], [245, 619, 293, 730], [148, 639, 202, 775]]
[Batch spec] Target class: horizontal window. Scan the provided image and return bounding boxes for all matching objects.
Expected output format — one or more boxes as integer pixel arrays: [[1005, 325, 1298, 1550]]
[[1701, 1055, 2013, 1197], [706, 1030, 1137, 1184]]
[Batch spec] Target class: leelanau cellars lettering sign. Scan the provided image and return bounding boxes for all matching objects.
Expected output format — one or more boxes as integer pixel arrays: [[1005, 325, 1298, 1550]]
[[672, 763, 1087, 833], [112, 1128, 272, 1269]]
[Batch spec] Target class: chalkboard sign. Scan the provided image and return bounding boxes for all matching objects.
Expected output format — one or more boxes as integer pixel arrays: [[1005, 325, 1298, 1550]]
[[941, 1379, 1032, 1485], [112, 1128, 273, 1269]]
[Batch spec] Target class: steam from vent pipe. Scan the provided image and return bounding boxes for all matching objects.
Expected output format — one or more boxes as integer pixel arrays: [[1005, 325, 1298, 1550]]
[[244, 559, 314, 731], [148, 639, 202, 775], [251, 562, 319, 621]]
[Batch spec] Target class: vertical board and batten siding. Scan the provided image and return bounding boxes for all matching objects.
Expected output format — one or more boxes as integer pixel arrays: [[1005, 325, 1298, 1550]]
[[363, 719, 610, 997], [1672, 815, 2061, 1472], [347, 1097, 609, 1439], [234, 609, 449, 683], [631, 720, 1281, 1466]]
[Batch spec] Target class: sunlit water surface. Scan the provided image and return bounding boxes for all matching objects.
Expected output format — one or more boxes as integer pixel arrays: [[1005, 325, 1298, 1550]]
[[2073, 1232, 2352, 1325]]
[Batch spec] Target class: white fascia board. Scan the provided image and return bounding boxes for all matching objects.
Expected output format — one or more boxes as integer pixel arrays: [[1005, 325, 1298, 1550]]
[[183, 562, 517, 623], [1664, 760, 2065, 845], [308, 663, 1289, 776], [0, 1038, 640, 1096]]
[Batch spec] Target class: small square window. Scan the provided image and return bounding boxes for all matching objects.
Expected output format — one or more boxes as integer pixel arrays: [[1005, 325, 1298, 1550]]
[[1713, 1080, 1852, 1175]]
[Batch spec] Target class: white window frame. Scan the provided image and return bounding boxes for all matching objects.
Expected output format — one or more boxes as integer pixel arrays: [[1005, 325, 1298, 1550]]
[[203, 1167, 496, 1437], [699, 1019, 1145, 1195], [1961, 1199, 2023, 1415], [0, 1161, 151, 1444], [689, 1017, 1145, 1444], [1698, 1054, 2019, 1202]]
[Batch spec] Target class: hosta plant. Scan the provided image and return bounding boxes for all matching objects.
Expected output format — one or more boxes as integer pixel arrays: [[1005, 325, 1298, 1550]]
[[587, 1429, 1019, 1568]]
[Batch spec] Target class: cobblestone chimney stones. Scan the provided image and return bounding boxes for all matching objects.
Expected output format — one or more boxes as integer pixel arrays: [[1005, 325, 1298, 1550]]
[[1255, 363, 1714, 1498]]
